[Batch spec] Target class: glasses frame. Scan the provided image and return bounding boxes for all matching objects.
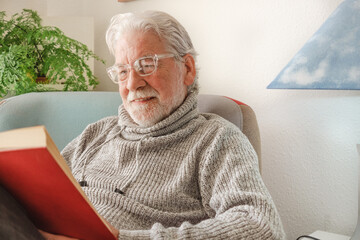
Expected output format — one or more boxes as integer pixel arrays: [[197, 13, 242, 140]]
[[107, 53, 175, 84]]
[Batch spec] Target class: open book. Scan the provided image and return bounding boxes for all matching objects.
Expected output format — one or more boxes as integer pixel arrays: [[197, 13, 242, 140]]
[[0, 126, 117, 240]]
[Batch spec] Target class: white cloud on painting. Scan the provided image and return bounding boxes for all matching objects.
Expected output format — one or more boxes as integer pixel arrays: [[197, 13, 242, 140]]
[[348, 67, 360, 82], [281, 57, 328, 85]]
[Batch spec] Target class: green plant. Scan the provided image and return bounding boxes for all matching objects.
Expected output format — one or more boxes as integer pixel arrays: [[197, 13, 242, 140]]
[[0, 9, 105, 97]]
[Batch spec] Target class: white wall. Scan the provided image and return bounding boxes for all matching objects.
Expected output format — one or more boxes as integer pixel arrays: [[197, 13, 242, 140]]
[[2, 0, 359, 239]]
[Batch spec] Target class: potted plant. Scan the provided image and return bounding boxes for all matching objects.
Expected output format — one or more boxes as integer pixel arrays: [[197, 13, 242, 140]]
[[0, 9, 105, 98]]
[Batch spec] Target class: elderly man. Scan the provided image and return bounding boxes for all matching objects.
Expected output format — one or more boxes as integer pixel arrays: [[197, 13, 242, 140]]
[[40, 10, 285, 240]]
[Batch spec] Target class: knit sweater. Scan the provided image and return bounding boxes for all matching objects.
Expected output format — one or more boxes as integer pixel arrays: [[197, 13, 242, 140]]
[[61, 92, 285, 239]]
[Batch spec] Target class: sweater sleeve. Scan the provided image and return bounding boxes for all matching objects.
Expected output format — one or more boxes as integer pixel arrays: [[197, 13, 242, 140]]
[[117, 124, 285, 239]]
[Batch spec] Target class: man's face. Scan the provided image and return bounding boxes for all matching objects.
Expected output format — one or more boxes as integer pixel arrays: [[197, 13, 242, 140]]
[[114, 30, 188, 127]]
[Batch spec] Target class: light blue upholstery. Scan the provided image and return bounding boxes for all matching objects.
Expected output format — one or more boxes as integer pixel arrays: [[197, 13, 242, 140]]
[[0, 92, 261, 169], [0, 92, 121, 150]]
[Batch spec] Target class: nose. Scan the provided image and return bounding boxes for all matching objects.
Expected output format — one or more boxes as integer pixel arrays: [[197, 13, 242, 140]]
[[126, 68, 147, 91]]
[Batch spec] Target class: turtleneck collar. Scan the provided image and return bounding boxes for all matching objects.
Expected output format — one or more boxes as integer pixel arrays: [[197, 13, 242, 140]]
[[118, 91, 199, 140]]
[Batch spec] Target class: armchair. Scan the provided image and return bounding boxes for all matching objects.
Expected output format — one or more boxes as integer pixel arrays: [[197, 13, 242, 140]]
[[0, 91, 262, 240]]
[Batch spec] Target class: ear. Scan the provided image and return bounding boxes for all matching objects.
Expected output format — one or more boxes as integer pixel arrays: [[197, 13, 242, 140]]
[[182, 54, 196, 86]]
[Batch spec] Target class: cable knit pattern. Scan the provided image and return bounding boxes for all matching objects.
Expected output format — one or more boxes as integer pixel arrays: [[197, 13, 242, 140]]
[[61, 92, 285, 239]]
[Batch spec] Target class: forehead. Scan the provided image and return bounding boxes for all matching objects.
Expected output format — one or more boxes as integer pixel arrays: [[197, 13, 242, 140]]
[[114, 30, 167, 62]]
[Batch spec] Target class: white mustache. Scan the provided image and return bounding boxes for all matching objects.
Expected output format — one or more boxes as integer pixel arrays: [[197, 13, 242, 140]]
[[127, 88, 159, 102]]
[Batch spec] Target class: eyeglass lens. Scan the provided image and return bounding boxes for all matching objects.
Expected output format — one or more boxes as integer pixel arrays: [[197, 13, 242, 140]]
[[113, 57, 156, 82], [137, 57, 156, 75]]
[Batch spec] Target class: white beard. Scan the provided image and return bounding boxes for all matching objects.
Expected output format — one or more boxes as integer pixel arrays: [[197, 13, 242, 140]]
[[125, 85, 186, 127]]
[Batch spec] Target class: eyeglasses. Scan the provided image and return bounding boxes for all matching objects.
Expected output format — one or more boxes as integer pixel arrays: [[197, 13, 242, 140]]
[[107, 53, 175, 83]]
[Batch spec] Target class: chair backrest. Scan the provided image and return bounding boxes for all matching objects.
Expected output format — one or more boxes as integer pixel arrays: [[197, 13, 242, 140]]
[[197, 95, 261, 168], [0, 92, 261, 170]]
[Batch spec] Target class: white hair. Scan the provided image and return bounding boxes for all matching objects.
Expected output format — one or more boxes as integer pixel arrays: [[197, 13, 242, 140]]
[[105, 10, 199, 93]]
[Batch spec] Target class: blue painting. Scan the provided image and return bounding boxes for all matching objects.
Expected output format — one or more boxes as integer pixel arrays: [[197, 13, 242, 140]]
[[267, 0, 360, 90]]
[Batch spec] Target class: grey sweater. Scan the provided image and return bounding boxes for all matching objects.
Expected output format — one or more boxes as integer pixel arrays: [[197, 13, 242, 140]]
[[61, 92, 285, 239]]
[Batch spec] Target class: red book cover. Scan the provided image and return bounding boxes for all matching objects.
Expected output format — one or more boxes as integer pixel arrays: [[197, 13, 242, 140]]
[[0, 126, 116, 240]]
